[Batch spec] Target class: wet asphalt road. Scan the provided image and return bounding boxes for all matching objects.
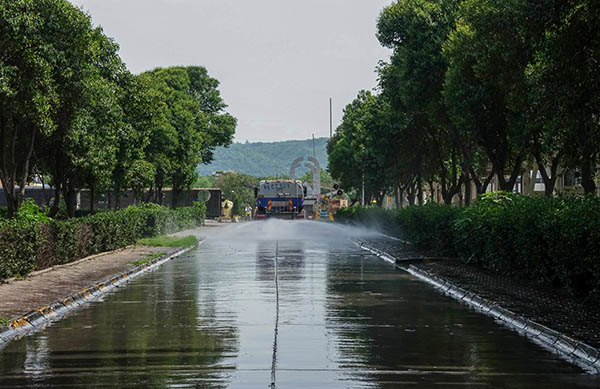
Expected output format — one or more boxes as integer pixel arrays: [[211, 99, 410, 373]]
[[0, 220, 599, 388]]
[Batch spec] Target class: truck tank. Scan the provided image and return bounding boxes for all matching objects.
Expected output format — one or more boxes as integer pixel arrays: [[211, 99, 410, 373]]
[[254, 179, 305, 219]]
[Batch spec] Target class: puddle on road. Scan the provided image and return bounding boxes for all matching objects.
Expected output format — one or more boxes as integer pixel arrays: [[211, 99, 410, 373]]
[[0, 220, 598, 388]]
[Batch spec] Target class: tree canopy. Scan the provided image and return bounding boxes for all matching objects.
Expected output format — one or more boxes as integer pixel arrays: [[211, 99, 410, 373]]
[[327, 0, 600, 204], [0, 0, 236, 217]]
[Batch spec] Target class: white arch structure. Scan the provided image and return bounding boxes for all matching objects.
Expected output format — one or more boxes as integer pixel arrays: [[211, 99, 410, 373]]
[[290, 156, 321, 196]]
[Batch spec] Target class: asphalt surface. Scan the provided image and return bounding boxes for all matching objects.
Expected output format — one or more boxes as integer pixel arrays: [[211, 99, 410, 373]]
[[0, 220, 598, 388]]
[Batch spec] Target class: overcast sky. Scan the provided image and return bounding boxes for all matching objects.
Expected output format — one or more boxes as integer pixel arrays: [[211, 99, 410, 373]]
[[69, 0, 391, 142]]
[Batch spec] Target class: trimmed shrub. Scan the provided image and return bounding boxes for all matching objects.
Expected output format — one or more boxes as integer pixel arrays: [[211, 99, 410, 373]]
[[336, 195, 600, 300], [0, 220, 41, 279], [0, 204, 205, 280], [395, 203, 462, 256], [337, 204, 461, 255], [453, 193, 600, 298]]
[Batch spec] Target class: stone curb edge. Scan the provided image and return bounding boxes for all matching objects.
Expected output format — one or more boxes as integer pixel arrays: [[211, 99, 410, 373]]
[[0, 241, 203, 349], [356, 240, 600, 375], [356, 240, 397, 264]]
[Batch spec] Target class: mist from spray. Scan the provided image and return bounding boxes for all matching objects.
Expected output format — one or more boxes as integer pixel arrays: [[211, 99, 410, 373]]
[[203, 219, 386, 244]]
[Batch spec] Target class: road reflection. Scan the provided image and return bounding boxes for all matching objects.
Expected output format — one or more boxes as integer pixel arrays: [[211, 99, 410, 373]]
[[0, 219, 598, 387]]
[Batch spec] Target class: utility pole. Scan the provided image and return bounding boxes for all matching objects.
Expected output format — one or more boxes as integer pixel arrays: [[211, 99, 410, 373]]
[[361, 171, 365, 206], [329, 98, 333, 138], [312, 133, 316, 159]]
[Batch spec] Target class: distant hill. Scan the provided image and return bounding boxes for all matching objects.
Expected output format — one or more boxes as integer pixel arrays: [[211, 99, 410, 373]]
[[198, 138, 329, 177]]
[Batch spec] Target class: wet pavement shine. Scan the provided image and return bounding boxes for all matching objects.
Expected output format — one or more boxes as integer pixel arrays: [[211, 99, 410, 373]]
[[0, 220, 599, 388]]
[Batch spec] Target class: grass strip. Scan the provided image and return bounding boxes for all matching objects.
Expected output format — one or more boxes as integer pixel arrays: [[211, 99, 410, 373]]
[[0, 318, 10, 326], [137, 235, 198, 248], [130, 252, 167, 267]]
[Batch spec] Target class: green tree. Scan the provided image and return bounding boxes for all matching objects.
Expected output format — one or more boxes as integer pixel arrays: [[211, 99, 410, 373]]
[[0, 0, 80, 217], [526, 0, 600, 194], [39, 24, 126, 217], [141, 66, 236, 208], [214, 171, 256, 211], [443, 0, 534, 192], [111, 72, 158, 207], [328, 91, 397, 205], [377, 0, 463, 204]]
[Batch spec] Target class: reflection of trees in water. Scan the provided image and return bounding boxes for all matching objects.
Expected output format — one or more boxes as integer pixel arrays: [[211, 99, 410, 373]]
[[255, 240, 305, 283], [0, 267, 238, 388], [326, 258, 489, 379], [323, 255, 579, 386]]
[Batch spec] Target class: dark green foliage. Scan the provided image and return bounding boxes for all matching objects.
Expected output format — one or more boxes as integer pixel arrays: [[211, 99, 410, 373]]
[[0, 204, 205, 280], [455, 193, 600, 299], [0, 220, 42, 279], [395, 204, 462, 256], [15, 199, 50, 223], [337, 204, 461, 255], [338, 195, 600, 299]]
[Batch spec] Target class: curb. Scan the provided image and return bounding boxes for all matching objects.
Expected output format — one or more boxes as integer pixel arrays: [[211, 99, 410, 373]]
[[357, 240, 600, 374], [356, 240, 396, 264], [0, 242, 202, 349]]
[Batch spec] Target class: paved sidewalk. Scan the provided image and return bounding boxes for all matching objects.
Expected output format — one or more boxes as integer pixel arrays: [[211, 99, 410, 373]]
[[363, 238, 600, 350], [0, 246, 179, 320], [0, 222, 223, 320]]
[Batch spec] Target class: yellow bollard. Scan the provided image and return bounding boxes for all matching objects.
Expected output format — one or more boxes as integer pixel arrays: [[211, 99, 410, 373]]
[[329, 212, 334, 221]]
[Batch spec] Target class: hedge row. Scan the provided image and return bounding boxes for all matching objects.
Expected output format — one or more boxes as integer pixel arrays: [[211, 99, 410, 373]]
[[336, 194, 600, 300], [0, 203, 205, 280]]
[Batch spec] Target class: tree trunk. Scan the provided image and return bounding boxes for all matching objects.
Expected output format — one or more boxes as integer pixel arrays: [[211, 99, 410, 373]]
[[1, 185, 18, 218], [428, 180, 435, 203], [406, 182, 416, 206], [62, 182, 77, 218], [417, 174, 423, 205], [535, 153, 560, 196], [171, 187, 180, 209], [90, 185, 95, 214], [581, 156, 597, 195], [0, 124, 36, 218], [39, 175, 50, 206], [48, 184, 61, 218], [157, 186, 163, 205], [495, 154, 524, 192], [463, 173, 472, 206], [395, 185, 404, 209], [145, 186, 154, 203], [470, 166, 494, 195]]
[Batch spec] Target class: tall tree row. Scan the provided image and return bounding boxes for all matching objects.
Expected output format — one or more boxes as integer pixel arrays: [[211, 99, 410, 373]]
[[0, 0, 236, 217], [328, 0, 600, 203]]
